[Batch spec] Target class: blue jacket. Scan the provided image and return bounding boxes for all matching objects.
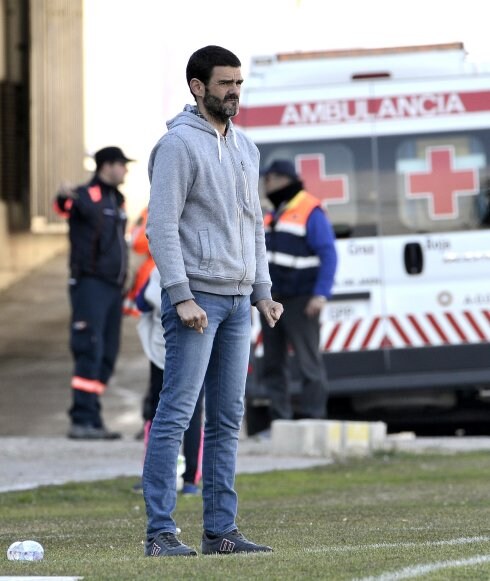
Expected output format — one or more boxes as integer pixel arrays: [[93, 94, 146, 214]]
[[264, 190, 337, 298], [54, 176, 128, 287]]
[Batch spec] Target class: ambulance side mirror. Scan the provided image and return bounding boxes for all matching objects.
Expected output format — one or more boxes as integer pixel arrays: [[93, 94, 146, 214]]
[[332, 223, 352, 239]]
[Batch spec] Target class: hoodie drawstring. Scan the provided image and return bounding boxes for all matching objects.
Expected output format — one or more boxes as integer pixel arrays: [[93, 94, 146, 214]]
[[181, 104, 240, 163], [230, 125, 239, 151], [216, 126, 240, 163], [214, 128, 222, 163]]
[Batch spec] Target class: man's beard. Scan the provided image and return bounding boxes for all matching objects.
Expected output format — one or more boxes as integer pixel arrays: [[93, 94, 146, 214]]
[[203, 90, 239, 123]]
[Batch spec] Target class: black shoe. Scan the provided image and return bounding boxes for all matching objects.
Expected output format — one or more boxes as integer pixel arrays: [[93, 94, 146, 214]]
[[201, 529, 273, 555], [131, 481, 143, 494], [67, 424, 122, 440], [134, 426, 145, 440], [145, 532, 197, 557]]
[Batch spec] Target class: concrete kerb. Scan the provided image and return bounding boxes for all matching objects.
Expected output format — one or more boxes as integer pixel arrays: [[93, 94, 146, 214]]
[[4, 431, 490, 493], [271, 419, 388, 458], [269, 421, 490, 458]]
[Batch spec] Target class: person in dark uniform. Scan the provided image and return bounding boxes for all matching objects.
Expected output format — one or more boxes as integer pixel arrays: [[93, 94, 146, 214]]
[[261, 159, 338, 422], [54, 146, 134, 439]]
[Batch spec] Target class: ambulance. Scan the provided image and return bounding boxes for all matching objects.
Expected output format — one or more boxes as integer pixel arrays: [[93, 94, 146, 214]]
[[237, 43, 490, 434]]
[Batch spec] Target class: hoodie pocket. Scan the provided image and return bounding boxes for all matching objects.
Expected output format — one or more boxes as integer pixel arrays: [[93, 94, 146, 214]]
[[198, 229, 212, 271]]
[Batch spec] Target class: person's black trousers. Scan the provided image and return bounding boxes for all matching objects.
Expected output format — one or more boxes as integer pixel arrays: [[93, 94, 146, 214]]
[[260, 295, 328, 421], [68, 276, 123, 427]]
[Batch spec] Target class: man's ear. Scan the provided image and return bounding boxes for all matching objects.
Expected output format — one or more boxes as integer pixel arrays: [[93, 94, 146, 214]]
[[189, 78, 204, 99]]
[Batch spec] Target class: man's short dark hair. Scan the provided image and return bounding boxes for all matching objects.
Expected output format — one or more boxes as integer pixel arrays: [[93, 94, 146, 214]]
[[186, 45, 241, 88]]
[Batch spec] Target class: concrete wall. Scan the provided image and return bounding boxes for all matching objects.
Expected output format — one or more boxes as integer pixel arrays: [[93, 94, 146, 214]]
[[0, 201, 67, 292], [30, 0, 85, 228], [0, 0, 82, 292]]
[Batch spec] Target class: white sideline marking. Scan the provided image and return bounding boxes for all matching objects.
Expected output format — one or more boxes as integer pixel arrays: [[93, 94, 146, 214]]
[[304, 535, 490, 553], [0, 577, 83, 580], [355, 554, 490, 581]]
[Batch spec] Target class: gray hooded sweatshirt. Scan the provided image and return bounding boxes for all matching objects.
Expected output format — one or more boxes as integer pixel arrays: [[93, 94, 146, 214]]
[[147, 105, 272, 306]]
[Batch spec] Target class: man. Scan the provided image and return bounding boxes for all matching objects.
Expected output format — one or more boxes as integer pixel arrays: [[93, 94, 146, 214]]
[[261, 159, 338, 422], [144, 45, 283, 557], [54, 146, 133, 440]]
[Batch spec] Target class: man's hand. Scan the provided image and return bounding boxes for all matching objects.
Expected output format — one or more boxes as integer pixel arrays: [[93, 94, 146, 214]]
[[176, 299, 208, 334], [304, 295, 327, 318], [57, 181, 78, 199], [255, 299, 284, 328]]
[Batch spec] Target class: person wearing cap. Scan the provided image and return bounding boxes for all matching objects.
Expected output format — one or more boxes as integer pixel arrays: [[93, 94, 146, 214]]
[[260, 159, 338, 422], [54, 146, 134, 439]]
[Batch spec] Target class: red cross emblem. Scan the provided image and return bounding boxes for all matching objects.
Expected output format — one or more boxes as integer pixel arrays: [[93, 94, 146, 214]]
[[405, 146, 478, 219], [296, 154, 349, 205]]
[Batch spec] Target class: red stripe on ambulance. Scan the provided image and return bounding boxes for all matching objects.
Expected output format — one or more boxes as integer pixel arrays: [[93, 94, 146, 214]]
[[320, 310, 490, 352], [407, 314, 431, 345], [361, 317, 381, 349], [342, 319, 362, 350], [324, 321, 341, 351], [425, 314, 450, 344], [464, 311, 486, 341], [444, 312, 468, 342]]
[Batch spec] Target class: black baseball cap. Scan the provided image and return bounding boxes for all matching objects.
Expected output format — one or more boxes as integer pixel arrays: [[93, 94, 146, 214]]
[[260, 159, 298, 180], [94, 146, 135, 168]]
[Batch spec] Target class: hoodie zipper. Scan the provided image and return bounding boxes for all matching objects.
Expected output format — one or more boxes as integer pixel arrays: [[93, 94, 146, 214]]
[[224, 138, 247, 291]]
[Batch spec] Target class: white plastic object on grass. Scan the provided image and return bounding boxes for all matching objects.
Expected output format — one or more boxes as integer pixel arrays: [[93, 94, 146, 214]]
[[177, 453, 186, 492], [7, 539, 44, 561]]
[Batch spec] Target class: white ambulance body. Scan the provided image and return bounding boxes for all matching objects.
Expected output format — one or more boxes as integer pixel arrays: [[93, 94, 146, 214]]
[[237, 43, 490, 432]]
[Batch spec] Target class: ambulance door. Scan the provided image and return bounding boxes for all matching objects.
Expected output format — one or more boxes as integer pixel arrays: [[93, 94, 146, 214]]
[[376, 129, 490, 386]]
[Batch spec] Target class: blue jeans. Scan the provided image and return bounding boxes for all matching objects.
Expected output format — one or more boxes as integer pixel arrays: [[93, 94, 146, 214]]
[[143, 290, 251, 537]]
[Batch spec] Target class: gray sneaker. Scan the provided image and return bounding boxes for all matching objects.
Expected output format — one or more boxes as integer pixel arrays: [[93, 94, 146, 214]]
[[67, 424, 121, 440], [201, 529, 273, 555], [145, 532, 197, 557]]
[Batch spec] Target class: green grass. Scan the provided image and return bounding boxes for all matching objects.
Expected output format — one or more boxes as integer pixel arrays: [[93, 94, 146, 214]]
[[2, 451, 490, 579]]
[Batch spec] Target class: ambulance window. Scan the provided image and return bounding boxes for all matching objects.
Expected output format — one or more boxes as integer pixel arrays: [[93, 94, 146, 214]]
[[259, 141, 374, 238], [395, 136, 486, 232]]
